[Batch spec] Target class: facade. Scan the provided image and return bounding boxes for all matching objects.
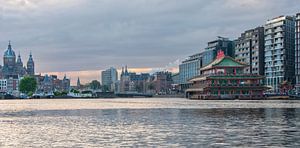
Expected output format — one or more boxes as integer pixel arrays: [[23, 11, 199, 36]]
[[264, 16, 295, 93], [129, 72, 150, 93], [172, 73, 180, 85], [295, 13, 300, 94], [119, 66, 150, 93], [179, 53, 203, 85], [151, 71, 173, 94], [101, 67, 118, 91], [202, 36, 234, 66], [36, 74, 71, 93], [235, 27, 265, 75], [186, 50, 267, 100], [0, 79, 7, 92]]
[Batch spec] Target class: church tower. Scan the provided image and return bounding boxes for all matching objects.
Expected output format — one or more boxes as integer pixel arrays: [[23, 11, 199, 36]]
[[77, 77, 81, 89], [3, 41, 16, 75], [16, 52, 26, 77], [16, 52, 23, 67], [27, 52, 35, 75]]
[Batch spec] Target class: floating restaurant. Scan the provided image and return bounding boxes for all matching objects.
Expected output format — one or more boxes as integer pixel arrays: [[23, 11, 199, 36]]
[[186, 50, 268, 100]]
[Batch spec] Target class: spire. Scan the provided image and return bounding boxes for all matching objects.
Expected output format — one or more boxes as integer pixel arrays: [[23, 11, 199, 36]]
[[121, 67, 124, 75], [17, 51, 23, 65], [4, 40, 16, 57], [8, 40, 11, 50], [77, 77, 81, 87], [63, 74, 67, 80], [125, 65, 128, 75], [28, 51, 34, 62], [8, 40, 12, 50]]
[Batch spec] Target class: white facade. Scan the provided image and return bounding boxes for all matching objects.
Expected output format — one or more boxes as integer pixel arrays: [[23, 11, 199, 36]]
[[264, 16, 295, 93], [295, 13, 300, 94], [0, 79, 7, 92]]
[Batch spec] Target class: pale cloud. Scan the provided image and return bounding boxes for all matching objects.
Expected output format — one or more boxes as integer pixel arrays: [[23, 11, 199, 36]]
[[0, 0, 299, 83]]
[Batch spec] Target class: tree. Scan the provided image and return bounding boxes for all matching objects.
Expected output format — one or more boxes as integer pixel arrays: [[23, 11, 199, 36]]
[[70, 89, 80, 93], [19, 76, 37, 95], [89, 80, 101, 90]]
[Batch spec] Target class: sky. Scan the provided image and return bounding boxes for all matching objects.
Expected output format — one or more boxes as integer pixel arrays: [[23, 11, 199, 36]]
[[0, 0, 299, 85]]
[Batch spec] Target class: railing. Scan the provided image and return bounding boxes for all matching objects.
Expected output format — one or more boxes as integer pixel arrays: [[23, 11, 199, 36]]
[[189, 84, 264, 88], [200, 73, 262, 77]]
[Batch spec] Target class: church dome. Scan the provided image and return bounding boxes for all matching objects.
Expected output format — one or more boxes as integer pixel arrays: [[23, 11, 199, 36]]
[[4, 41, 16, 57]]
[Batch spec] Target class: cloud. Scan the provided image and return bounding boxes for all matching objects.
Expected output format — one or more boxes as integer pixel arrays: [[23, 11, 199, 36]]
[[0, 0, 299, 79]]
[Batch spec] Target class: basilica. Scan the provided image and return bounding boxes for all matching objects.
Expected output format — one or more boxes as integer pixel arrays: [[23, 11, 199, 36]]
[[0, 41, 35, 79]]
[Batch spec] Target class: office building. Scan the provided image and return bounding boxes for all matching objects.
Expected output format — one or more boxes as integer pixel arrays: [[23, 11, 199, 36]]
[[179, 53, 203, 86], [235, 27, 265, 75], [202, 36, 234, 66], [101, 67, 118, 91]]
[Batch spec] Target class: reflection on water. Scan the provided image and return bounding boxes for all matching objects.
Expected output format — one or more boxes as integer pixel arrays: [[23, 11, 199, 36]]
[[0, 106, 299, 147]]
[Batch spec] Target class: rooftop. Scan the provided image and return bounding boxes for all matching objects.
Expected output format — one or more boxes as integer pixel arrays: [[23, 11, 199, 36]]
[[201, 50, 247, 71]]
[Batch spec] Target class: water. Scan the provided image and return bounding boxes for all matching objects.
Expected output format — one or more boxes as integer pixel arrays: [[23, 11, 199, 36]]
[[0, 98, 299, 147]]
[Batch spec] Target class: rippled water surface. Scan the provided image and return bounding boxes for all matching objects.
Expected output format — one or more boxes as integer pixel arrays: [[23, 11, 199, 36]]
[[0, 98, 299, 147]]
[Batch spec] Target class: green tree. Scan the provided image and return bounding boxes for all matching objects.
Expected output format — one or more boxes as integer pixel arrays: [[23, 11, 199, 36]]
[[89, 80, 101, 90], [70, 89, 80, 93], [19, 76, 37, 95]]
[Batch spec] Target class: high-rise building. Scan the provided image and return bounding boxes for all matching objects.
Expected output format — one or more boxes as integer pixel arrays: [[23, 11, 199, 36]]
[[235, 27, 265, 75], [101, 67, 118, 91], [202, 36, 234, 66], [264, 16, 295, 93], [295, 13, 300, 94], [178, 53, 203, 90]]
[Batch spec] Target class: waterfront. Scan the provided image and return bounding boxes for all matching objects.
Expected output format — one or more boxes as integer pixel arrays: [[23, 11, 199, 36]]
[[0, 98, 300, 147]]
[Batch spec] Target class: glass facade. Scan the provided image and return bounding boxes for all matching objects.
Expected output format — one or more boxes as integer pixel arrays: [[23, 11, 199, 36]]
[[179, 53, 202, 84], [202, 37, 234, 66]]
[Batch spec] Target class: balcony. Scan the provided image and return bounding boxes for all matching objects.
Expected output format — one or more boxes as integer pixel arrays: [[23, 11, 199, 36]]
[[274, 27, 283, 33]]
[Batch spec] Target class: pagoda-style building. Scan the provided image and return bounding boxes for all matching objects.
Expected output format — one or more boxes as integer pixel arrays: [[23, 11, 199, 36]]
[[186, 50, 268, 100]]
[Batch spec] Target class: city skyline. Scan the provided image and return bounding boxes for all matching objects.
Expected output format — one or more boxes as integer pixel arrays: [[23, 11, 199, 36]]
[[1, 0, 299, 84]]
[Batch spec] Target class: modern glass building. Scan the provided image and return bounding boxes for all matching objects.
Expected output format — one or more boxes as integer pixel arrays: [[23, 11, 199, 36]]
[[179, 53, 203, 88], [295, 13, 300, 94], [264, 16, 295, 93], [202, 36, 234, 66], [235, 27, 265, 75]]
